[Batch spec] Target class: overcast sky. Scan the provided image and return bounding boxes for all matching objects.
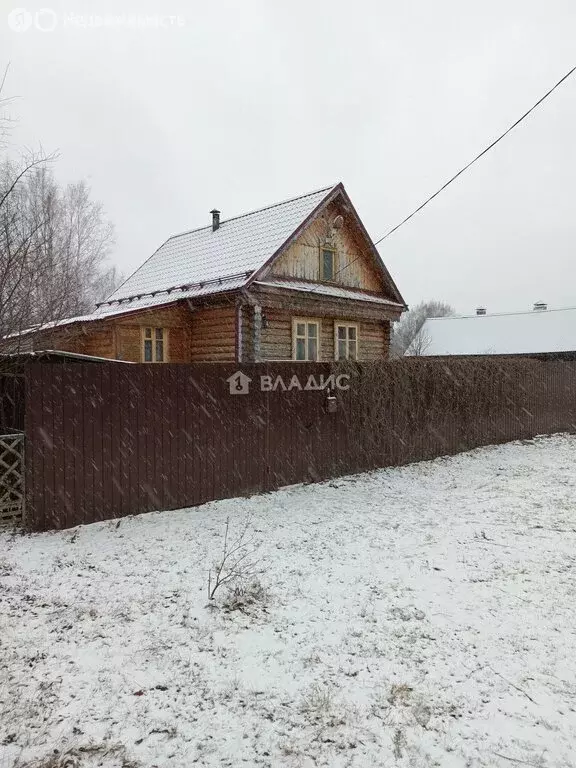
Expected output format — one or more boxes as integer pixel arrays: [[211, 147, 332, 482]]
[[2, 0, 575, 314]]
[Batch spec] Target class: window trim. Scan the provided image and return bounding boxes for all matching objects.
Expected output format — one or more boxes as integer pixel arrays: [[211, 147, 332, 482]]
[[334, 321, 359, 361], [292, 317, 321, 361], [319, 246, 336, 282], [141, 326, 168, 363]]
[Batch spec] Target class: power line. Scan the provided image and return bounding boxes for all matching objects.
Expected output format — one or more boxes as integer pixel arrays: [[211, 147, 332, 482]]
[[308, 63, 576, 298], [373, 63, 576, 245]]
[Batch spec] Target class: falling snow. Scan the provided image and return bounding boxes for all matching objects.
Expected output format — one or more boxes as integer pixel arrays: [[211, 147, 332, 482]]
[[1, 434, 575, 767]]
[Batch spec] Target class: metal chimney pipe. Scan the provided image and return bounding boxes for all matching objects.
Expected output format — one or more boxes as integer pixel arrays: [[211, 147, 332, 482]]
[[210, 209, 220, 232]]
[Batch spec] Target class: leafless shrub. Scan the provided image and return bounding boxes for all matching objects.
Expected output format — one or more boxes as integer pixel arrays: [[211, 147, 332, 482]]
[[387, 683, 413, 706], [207, 516, 259, 602], [220, 577, 268, 613]]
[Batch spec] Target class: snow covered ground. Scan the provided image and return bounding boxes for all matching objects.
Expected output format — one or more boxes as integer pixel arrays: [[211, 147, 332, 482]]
[[1, 435, 576, 768]]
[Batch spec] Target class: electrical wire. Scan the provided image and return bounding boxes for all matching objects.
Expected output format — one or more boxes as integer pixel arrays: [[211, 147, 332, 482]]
[[373, 63, 576, 246], [308, 63, 576, 297]]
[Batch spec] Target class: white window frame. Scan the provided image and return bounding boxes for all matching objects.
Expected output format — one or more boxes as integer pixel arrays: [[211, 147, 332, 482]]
[[334, 322, 359, 361], [292, 317, 321, 361], [142, 327, 168, 363]]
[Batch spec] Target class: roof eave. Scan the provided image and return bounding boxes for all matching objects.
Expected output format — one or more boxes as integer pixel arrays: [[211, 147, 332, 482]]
[[252, 280, 404, 309]]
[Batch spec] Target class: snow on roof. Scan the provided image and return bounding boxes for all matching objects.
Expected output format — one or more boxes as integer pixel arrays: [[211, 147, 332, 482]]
[[8, 182, 405, 341], [2, 314, 97, 340], [6, 275, 248, 338], [92, 273, 247, 317], [8, 185, 342, 338], [99, 184, 337, 309], [418, 306, 576, 356], [256, 280, 404, 307]]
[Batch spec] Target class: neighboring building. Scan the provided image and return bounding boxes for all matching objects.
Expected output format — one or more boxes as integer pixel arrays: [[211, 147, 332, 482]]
[[415, 303, 576, 357], [6, 183, 405, 363]]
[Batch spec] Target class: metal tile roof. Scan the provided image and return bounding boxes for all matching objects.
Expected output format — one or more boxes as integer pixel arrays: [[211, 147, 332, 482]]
[[7, 277, 247, 338], [417, 306, 576, 355], [92, 274, 246, 317], [100, 184, 337, 308]]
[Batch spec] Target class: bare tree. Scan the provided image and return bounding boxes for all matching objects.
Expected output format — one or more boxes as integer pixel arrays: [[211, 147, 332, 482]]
[[391, 300, 454, 357], [0, 154, 55, 341], [0, 162, 119, 342], [92, 263, 123, 305], [406, 325, 433, 356], [207, 516, 259, 602], [0, 116, 120, 352]]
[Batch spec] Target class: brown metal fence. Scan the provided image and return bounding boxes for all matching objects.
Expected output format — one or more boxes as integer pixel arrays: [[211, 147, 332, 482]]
[[21, 358, 576, 531]]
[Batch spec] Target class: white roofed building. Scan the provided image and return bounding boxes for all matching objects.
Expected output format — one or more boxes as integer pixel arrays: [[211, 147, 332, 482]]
[[414, 303, 576, 358]]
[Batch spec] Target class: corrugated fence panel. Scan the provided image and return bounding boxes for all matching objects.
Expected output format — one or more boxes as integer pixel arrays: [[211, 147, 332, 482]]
[[23, 358, 576, 531]]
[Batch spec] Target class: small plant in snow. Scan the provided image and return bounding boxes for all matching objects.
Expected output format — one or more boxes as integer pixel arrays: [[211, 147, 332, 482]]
[[221, 577, 268, 613], [207, 515, 259, 602], [299, 683, 334, 720], [412, 700, 432, 728], [392, 728, 406, 759], [219, 675, 242, 701], [387, 683, 414, 706]]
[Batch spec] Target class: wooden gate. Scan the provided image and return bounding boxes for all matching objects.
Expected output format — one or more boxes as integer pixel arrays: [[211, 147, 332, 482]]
[[0, 433, 25, 525]]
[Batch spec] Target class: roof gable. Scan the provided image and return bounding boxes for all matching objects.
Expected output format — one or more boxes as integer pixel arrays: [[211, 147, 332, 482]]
[[254, 187, 404, 305], [249, 183, 405, 306]]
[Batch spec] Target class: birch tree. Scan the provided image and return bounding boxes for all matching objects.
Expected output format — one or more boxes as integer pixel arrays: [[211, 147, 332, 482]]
[[0, 162, 118, 339], [391, 300, 454, 357]]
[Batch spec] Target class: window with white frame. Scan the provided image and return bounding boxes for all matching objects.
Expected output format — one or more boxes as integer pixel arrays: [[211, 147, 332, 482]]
[[142, 327, 166, 362], [293, 318, 320, 361], [335, 323, 358, 360]]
